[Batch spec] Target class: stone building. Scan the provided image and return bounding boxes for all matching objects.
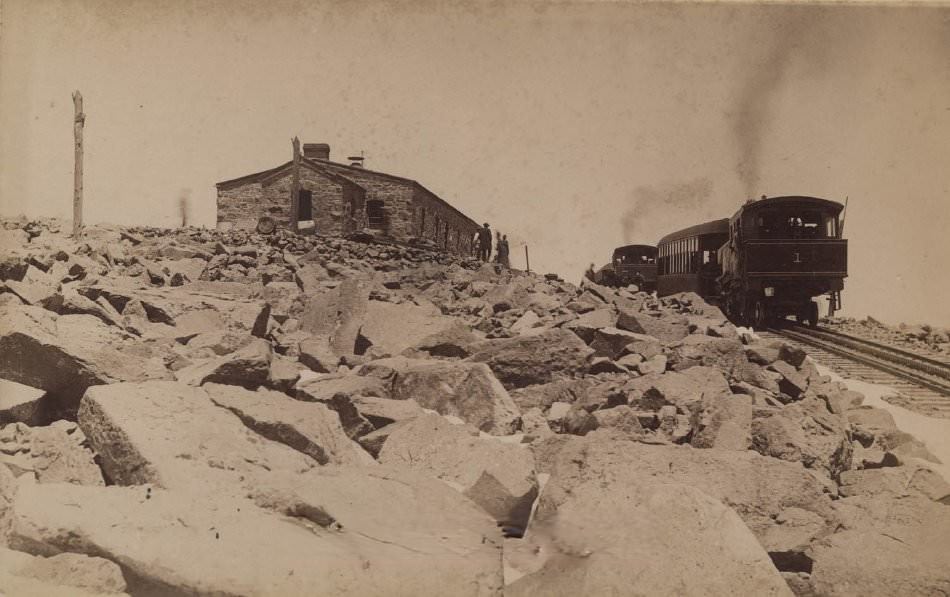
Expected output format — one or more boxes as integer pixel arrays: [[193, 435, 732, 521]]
[[215, 143, 480, 256]]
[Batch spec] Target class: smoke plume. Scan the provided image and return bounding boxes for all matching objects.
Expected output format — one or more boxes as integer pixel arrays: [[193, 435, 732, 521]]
[[620, 178, 713, 244], [731, 10, 825, 198]]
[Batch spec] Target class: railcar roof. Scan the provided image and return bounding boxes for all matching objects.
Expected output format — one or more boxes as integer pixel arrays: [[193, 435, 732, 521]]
[[734, 196, 845, 218], [612, 244, 657, 255], [657, 218, 729, 245]]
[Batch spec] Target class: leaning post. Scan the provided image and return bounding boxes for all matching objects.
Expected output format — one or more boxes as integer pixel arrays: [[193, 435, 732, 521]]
[[290, 136, 301, 234], [72, 90, 85, 238], [524, 244, 530, 273]]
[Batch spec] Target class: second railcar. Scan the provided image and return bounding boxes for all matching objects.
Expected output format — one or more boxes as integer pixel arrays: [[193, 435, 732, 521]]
[[611, 244, 658, 291], [656, 219, 730, 298]]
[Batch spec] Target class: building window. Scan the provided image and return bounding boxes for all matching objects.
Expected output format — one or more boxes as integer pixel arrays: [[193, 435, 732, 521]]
[[366, 200, 385, 230]]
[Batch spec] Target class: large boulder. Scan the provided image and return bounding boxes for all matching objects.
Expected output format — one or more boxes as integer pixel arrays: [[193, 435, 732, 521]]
[[379, 413, 537, 530], [357, 299, 458, 356], [532, 436, 834, 542], [27, 421, 105, 486], [561, 308, 617, 344], [508, 479, 792, 596], [667, 334, 749, 373], [616, 309, 690, 343], [0, 305, 169, 418], [204, 383, 373, 466], [628, 366, 731, 412], [390, 361, 520, 435], [0, 379, 48, 426], [10, 479, 504, 596], [691, 393, 753, 450], [295, 372, 390, 403], [77, 381, 315, 495], [0, 462, 15, 544], [409, 324, 482, 359], [298, 278, 370, 355], [0, 547, 127, 595], [807, 495, 950, 596], [466, 328, 594, 389], [174, 337, 272, 388], [752, 396, 852, 480]]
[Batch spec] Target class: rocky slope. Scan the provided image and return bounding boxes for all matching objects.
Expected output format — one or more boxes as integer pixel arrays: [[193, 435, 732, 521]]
[[1, 217, 949, 596], [823, 315, 950, 357]]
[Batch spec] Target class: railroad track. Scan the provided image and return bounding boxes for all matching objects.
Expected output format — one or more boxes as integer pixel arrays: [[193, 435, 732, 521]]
[[761, 324, 950, 418]]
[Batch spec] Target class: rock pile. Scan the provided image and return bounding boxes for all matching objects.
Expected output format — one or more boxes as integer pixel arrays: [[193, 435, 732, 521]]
[[824, 315, 950, 356], [1, 217, 949, 596]]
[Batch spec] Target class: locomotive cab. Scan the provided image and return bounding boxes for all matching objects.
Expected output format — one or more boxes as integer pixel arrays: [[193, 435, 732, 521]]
[[718, 196, 847, 329]]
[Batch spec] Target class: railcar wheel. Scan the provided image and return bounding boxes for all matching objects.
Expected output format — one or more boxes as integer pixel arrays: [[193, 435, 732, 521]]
[[807, 301, 819, 329]]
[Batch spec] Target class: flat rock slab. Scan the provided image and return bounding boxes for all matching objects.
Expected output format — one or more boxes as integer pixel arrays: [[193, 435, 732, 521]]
[[204, 383, 373, 466], [77, 381, 316, 495], [10, 480, 503, 597], [392, 361, 521, 435], [379, 413, 538, 529], [508, 479, 792, 597], [466, 328, 594, 389]]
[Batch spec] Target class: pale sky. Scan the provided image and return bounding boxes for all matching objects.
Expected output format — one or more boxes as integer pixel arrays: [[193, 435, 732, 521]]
[[2, 0, 949, 326]]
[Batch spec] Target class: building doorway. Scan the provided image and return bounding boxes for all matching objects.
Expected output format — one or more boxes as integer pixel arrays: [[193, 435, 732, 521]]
[[298, 189, 313, 221], [366, 199, 385, 230]]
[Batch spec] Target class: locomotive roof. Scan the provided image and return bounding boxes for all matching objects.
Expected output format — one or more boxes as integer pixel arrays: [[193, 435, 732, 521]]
[[733, 195, 845, 219], [612, 244, 657, 255], [657, 218, 729, 246]]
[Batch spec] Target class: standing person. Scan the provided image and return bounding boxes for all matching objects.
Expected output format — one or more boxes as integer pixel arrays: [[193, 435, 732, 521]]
[[478, 223, 492, 262], [498, 234, 510, 268], [471, 230, 481, 258]]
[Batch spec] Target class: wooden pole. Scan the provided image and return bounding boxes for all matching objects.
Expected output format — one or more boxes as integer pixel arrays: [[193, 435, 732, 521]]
[[290, 136, 301, 233], [72, 91, 85, 238], [524, 244, 530, 273]]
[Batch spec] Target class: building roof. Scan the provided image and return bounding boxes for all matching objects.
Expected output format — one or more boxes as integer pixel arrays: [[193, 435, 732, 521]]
[[215, 157, 478, 229]]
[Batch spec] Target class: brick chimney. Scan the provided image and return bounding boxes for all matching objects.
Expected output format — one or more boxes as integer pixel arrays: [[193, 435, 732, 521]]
[[303, 143, 330, 160]]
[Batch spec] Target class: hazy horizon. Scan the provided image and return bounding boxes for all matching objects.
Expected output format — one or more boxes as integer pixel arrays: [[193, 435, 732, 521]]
[[2, 0, 948, 327]]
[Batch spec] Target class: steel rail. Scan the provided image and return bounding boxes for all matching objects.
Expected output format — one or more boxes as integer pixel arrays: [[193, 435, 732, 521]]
[[768, 326, 950, 398]]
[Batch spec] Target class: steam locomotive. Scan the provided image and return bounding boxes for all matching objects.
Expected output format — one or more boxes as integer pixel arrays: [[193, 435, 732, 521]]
[[603, 195, 848, 329]]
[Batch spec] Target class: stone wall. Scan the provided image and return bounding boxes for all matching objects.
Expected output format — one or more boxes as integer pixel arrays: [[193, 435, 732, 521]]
[[217, 167, 362, 235], [217, 161, 479, 257], [412, 188, 479, 256]]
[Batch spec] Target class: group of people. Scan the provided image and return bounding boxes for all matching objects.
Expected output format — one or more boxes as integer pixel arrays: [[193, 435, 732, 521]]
[[473, 222, 510, 268]]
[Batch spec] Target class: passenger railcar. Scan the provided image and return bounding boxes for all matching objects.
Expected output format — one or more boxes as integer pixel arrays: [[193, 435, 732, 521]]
[[717, 196, 847, 328], [656, 219, 729, 298], [594, 244, 658, 291]]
